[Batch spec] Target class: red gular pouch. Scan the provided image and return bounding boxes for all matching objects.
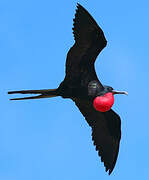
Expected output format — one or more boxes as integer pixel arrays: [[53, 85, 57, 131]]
[[93, 92, 114, 112]]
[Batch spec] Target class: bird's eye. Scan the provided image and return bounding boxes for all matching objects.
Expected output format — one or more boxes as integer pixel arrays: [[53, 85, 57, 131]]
[[108, 87, 113, 91]]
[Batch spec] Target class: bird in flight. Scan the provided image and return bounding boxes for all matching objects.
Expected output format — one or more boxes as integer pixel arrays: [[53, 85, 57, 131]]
[[8, 3, 128, 175]]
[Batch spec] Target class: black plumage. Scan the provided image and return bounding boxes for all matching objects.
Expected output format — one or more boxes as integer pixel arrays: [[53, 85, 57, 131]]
[[8, 4, 126, 175]]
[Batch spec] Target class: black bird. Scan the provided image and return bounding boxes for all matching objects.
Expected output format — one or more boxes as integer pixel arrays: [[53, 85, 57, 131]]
[[8, 4, 128, 175]]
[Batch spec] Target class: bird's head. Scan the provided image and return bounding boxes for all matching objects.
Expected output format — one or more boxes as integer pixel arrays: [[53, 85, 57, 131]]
[[93, 85, 128, 112]]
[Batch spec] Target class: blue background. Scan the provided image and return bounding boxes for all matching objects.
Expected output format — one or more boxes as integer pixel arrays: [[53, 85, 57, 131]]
[[1, 0, 149, 179]]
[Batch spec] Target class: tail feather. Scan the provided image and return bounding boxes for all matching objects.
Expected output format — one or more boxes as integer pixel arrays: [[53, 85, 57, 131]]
[[8, 89, 58, 100], [8, 89, 57, 94]]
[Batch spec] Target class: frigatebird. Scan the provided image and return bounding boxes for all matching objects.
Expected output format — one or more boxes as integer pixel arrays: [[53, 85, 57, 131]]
[[8, 4, 128, 175]]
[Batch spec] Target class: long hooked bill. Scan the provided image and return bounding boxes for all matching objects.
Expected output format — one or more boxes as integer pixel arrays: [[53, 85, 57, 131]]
[[112, 90, 128, 95]]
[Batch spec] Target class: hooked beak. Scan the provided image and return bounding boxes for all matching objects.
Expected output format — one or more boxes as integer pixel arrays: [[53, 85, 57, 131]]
[[112, 90, 128, 95]]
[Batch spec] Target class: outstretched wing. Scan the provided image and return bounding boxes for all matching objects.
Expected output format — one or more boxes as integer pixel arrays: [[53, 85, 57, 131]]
[[73, 98, 121, 175], [64, 4, 107, 88]]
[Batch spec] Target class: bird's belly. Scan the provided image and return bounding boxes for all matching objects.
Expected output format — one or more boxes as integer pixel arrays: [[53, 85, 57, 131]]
[[60, 87, 88, 99]]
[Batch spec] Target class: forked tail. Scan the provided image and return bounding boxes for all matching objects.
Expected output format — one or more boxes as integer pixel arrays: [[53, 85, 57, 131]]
[[8, 89, 58, 100]]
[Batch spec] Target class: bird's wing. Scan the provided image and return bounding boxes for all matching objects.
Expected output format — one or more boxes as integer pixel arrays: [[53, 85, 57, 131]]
[[64, 4, 107, 87], [73, 98, 121, 175]]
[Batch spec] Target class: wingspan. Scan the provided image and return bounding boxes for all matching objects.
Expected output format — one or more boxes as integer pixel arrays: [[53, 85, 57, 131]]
[[73, 98, 121, 175], [63, 4, 107, 88]]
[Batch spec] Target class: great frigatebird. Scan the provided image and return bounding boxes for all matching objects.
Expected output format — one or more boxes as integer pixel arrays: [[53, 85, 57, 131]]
[[8, 3, 128, 175]]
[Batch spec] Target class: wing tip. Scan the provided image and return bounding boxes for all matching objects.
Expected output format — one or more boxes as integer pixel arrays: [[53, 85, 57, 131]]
[[72, 3, 107, 48], [76, 3, 87, 12], [94, 142, 115, 175], [105, 163, 114, 175]]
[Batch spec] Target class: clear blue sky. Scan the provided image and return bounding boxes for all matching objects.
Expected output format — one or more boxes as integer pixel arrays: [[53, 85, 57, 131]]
[[1, 0, 149, 179]]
